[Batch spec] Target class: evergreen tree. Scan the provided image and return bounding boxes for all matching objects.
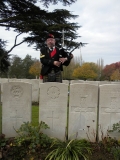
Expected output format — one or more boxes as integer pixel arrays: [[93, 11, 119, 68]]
[[0, 0, 80, 51], [0, 39, 10, 73]]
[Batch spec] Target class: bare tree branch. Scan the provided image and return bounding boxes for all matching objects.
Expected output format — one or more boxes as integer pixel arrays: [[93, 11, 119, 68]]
[[7, 33, 26, 53]]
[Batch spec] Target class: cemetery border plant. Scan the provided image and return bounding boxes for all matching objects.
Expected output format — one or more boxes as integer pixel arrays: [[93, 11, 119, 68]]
[[0, 121, 53, 160], [107, 122, 120, 160], [45, 138, 92, 160], [14, 121, 52, 158]]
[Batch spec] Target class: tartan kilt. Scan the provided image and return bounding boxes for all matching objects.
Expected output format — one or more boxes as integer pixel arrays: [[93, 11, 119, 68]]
[[43, 70, 62, 83]]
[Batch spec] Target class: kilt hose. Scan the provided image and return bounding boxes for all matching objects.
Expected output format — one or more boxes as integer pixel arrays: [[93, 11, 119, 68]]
[[43, 69, 62, 83]]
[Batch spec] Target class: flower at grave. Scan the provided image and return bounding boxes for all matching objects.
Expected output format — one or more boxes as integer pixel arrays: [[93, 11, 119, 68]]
[[47, 86, 60, 99]]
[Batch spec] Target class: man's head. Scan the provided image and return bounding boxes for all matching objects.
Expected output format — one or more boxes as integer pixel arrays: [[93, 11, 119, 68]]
[[46, 33, 55, 48]]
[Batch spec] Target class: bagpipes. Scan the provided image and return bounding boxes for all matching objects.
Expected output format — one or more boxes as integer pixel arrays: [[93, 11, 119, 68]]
[[59, 41, 87, 59], [59, 29, 87, 58]]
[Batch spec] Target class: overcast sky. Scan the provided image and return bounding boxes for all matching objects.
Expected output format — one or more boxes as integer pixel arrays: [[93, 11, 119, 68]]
[[0, 0, 120, 66]]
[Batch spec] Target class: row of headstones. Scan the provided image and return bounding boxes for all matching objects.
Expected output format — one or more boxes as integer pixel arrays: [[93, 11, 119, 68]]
[[1, 81, 120, 141], [0, 78, 120, 103]]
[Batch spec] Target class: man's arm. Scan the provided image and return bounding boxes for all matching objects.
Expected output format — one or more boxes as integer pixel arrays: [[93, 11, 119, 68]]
[[40, 47, 61, 67], [40, 47, 54, 66]]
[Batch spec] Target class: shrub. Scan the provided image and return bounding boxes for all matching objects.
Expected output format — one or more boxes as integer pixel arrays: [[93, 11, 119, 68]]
[[0, 121, 52, 160], [45, 138, 91, 160]]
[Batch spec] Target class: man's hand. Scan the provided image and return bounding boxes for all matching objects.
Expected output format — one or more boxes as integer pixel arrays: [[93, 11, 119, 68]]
[[53, 61, 61, 67], [59, 57, 67, 64]]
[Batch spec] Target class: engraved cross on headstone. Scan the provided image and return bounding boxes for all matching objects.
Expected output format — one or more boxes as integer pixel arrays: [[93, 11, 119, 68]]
[[47, 111, 59, 131], [10, 109, 23, 129], [78, 112, 85, 131]]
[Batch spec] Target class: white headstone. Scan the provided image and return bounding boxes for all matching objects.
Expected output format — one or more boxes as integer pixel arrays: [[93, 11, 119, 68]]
[[62, 80, 69, 85], [39, 83, 68, 140], [99, 81, 111, 85], [70, 80, 84, 84], [68, 83, 98, 142], [21, 79, 32, 83], [39, 79, 43, 84], [2, 82, 32, 137], [31, 79, 39, 102], [99, 84, 120, 140], [111, 81, 120, 84], [0, 78, 9, 103], [84, 81, 99, 86], [9, 78, 22, 82]]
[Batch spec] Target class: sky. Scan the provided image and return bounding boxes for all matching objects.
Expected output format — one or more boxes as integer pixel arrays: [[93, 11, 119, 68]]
[[0, 0, 120, 66]]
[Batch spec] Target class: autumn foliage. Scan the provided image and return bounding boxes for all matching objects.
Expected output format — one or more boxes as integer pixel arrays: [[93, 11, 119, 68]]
[[29, 61, 41, 79], [102, 62, 120, 81], [72, 62, 98, 80]]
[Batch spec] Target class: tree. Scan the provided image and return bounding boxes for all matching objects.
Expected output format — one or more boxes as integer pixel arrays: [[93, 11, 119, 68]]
[[22, 54, 35, 78], [9, 55, 23, 78], [8, 54, 36, 78], [29, 60, 41, 78], [62, 56, 81, 80], [102, 63, 116, 80], [0, 0, 80, 53], [0, 39, 10, 73], [72, 62, 98, 80], [110, 69, 120, 81]]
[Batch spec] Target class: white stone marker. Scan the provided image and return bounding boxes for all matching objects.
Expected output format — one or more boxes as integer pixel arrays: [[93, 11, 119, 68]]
[[99, 84, 120, 140], [31, 79, 39, 102], [9, 78, 22, 82], [99, 81, 111, 85], [0, 78, 9, 103], [62, 80, 69, 85], [39, 83, 68, 140], [68, 84, 98, 142], [84, 81, 99, 86], [70, 80, 84, 84], [2, 82, 32, 137]]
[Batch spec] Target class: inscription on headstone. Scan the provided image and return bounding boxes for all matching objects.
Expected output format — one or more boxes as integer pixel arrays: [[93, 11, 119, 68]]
[[39, 83, 68, 140], [99, 85, 120, 140], [31, 79, 39, 102], [2, 82, 32, 137], [68, 84, 98, 142]]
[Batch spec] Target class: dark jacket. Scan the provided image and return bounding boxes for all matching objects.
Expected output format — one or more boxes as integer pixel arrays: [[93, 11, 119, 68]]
[[40, 46, 72, 76]]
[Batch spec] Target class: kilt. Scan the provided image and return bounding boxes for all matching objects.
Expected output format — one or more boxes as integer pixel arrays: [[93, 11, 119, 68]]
[[43, 69, 62, 83]]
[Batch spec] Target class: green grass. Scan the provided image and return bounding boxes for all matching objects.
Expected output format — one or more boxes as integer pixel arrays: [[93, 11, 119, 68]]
[[31, 105, 39, 126], [0, 105, 39, 134]]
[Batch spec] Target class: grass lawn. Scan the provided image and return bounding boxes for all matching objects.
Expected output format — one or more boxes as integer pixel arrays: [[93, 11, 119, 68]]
[[31, 105, 39, 126], [0, 105, 39, 134]]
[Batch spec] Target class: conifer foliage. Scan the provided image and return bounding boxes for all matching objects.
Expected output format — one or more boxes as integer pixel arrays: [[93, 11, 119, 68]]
[[0, 39, 10, 72], [0, 0, 80, 49], [0, 0, 80, 72]]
